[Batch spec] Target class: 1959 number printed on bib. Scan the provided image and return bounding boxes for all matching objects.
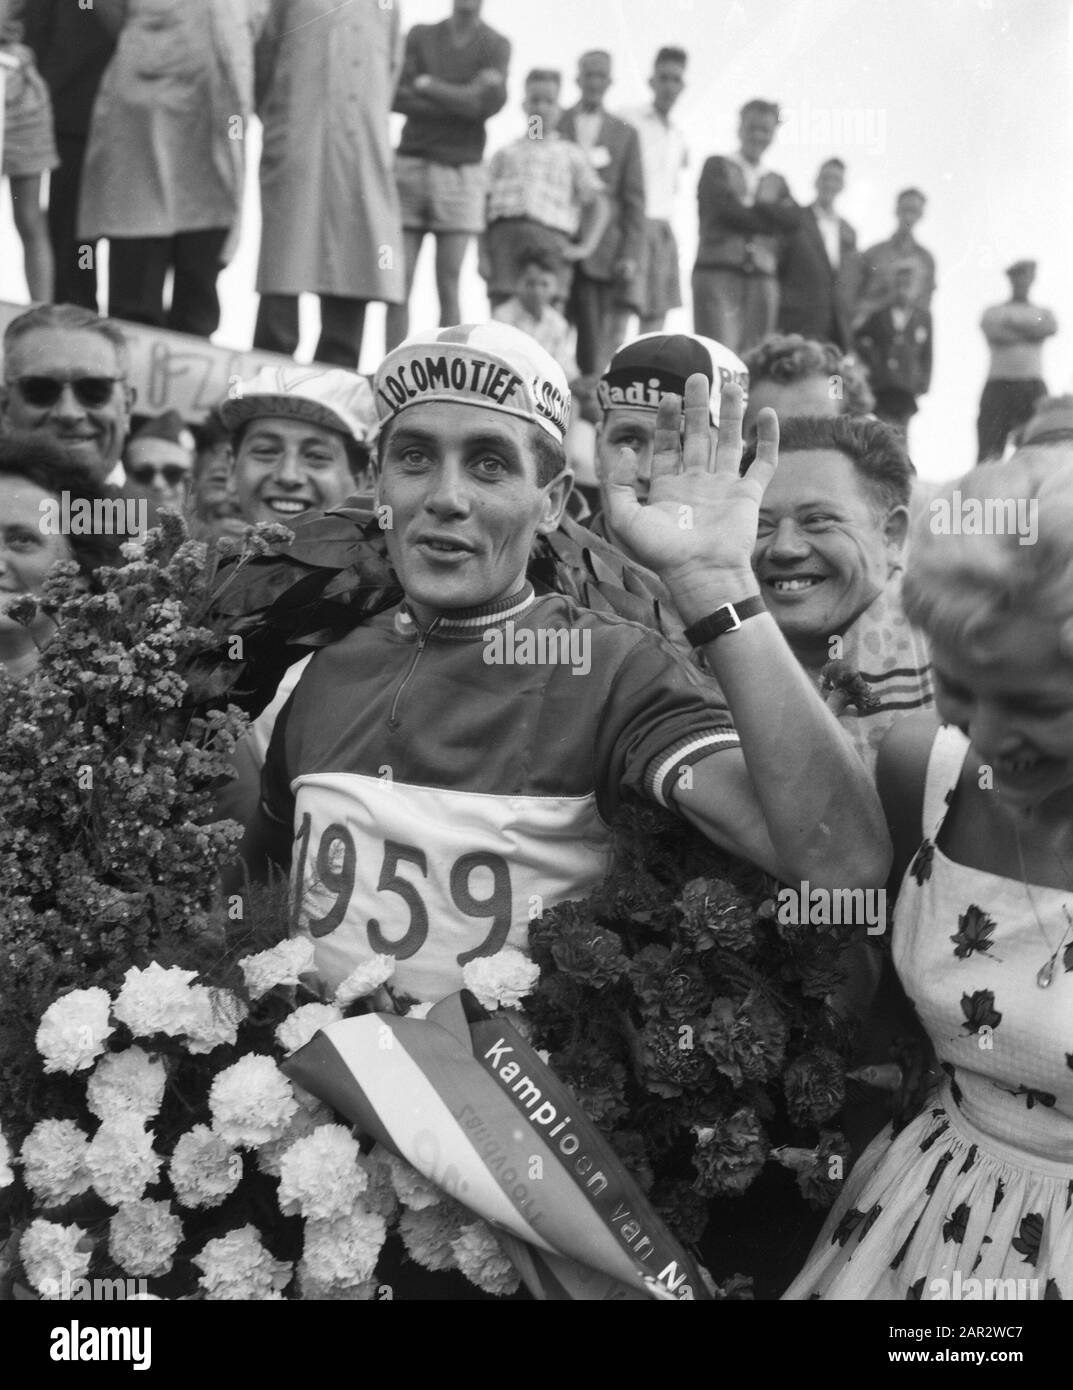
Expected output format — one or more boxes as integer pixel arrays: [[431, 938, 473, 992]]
[[291, 812, 513, 966]]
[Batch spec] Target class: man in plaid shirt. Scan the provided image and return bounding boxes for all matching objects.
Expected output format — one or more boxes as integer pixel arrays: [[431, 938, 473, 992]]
[[480, 68, 610, 309]]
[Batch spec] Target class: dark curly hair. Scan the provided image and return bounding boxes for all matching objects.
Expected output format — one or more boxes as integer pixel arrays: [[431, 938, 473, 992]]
[[744, 334, 875, 417], [743, 414, 913, 516], [0, 432, 127, 577]]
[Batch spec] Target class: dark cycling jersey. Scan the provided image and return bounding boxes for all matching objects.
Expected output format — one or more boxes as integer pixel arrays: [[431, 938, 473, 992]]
[[262, 582, 739, 1002]]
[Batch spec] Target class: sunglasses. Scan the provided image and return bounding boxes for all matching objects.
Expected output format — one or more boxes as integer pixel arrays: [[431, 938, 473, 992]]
[[126, 464, 191, 488], [8, 375, 124, 409]]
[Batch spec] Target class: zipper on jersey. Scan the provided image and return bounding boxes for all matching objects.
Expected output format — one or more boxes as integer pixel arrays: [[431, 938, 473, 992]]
[[388, 616, 440, 729]]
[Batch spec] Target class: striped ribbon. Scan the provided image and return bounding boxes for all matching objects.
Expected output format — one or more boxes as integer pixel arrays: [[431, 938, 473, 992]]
[[282, 991, 710, 1301]]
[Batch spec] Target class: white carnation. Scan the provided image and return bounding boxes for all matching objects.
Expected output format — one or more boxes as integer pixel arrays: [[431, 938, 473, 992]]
[[275, 1002, 341, 1055], [298, 1262, 379, 1300], [451, 1220, 521, 1296], [209, 1054, 298, 1148], [19, 1119, 92, 1205], [333, 955, 395, 1008], [253, 1102, 329, 1179], [238, 939, 315, 1001], [169, 1125, 242, 1209], [277, 1126, 368, 1220], [86, 1047, 166, 1122], [113, 962, 198, 1039], [381, 1148, 442, 1210], [301, 1205, 387, 1288], [396, 1201, 467, 1272], [35, 988, 113, 1073], [193, 1225, 292, 1300], [86, 1115, 161, 1206], [108, 1199, 183, 1278], [462, 947, 540, 1010], [183, 986, 248, 1054], [20, 1219, 91, 1293], [405, 1001, 435, 1020]]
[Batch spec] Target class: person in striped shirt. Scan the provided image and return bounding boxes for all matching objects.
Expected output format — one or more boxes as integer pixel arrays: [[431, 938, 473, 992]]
[[750, 413, 933, 772]]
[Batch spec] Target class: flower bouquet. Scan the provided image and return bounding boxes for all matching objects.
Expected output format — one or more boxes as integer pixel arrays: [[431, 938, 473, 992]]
[[521, 800, 861, 1271], [0, 511, 868, 1300]]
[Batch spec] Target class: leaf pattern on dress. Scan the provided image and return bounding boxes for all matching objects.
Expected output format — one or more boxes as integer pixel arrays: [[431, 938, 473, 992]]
[[1063, 941, 1073, 974], [832, 1207, 868, 1248], [906, 1276, 925, 1300], [998, 1084, 1057, 1109], [993, 1180, 1006, 1212], [941, 1061, 964, 1108], [925, 1150, 955, 1196], [960, 989, 1002, 1034], [950, 905, 997, 960], [859, 1203, 883, 1240], [942, 1202, 970, 1243], [958, 1142, 977, 1175], [889, 1214, 923, 1271], [919, 1118, 950, 1152], [1011, 1213, 1044, 1266], [909, 839, 934, 885], [971, 1235, 992, 1272], [1044, 1279, 1062, 1300]]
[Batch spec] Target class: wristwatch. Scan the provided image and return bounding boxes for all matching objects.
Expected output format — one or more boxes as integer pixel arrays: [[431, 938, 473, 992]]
[[682, 594, 766, 647]]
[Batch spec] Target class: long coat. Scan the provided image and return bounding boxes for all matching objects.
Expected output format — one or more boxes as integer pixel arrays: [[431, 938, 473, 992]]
[[78, 0, 257, 242], [255, 0, 405, 303]]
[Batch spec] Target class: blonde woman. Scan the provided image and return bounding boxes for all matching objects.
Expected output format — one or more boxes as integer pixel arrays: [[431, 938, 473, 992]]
[[786, 446, 1073, 1300]]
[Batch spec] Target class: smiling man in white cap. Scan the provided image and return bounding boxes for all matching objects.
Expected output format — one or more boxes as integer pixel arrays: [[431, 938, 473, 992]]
[[237, 321, 888, 1006], [221, 364, 379, 529]]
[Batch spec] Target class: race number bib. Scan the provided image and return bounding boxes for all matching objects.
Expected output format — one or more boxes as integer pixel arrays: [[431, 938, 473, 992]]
[[290, 773, 612, 1002]]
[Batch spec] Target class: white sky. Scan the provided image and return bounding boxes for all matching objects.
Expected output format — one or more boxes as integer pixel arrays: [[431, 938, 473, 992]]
[[1, 0, 1069, 481]]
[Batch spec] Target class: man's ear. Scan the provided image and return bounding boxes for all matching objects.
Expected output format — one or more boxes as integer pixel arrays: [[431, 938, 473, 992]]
[[885, 504, 910, 570], [536, 469, 574, 535]]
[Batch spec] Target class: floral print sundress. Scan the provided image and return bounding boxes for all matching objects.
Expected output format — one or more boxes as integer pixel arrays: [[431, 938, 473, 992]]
[[785, 725, 1073, 1299]]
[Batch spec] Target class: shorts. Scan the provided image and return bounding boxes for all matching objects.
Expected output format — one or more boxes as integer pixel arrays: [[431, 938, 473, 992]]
[[2, 49, 59, 179], [484, 218, 573, 304], [395, 155, 486, 235], [632, 218, 682, 320]]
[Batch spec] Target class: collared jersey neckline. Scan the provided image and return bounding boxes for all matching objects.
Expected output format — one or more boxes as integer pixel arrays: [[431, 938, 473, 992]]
[[393, 583, 538, 641]]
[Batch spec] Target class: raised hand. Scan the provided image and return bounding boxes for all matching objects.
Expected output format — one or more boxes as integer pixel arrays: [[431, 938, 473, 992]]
[[604, 375, 778, 595]]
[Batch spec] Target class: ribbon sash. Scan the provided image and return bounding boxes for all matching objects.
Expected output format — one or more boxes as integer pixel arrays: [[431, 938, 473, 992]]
[[283, 991, 709, 1300]]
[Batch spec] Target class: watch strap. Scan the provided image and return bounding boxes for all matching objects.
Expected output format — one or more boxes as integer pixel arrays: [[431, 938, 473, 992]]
[[682, 594, 766, 647]]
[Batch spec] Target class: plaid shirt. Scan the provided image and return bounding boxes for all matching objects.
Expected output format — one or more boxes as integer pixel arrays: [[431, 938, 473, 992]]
[[486, 133, 603, 236]]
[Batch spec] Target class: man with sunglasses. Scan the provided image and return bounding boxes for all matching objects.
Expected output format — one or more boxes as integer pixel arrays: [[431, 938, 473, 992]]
[[122, 410, 197, 523], [0, 304, 134, 486]]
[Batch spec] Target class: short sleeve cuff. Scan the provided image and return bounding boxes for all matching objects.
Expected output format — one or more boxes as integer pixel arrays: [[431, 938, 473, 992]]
[[644, 728, 740, 808]]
